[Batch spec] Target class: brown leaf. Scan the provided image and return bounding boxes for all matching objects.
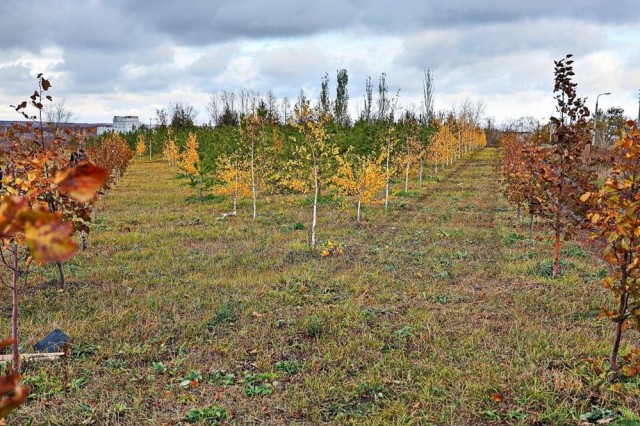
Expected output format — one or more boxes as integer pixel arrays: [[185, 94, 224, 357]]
[[24, 214, 77, 264], [0, 384, 28, 419], [55, 162, 109, 203], [0, 373, 20, 396], [0, 196, 27, 238], [0, 339, 14, 352]]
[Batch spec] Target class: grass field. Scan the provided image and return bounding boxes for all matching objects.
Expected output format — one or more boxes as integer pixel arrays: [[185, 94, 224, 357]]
[[2, 147, 639, 425]]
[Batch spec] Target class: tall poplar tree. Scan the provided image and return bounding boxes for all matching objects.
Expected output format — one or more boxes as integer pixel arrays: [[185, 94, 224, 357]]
[[334, 69, 350, 126]]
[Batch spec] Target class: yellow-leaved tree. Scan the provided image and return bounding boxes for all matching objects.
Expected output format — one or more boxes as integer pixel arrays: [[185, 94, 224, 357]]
[[381, 124, 398, 210], [135, 134, 146, 158], [178, 132, 206, 198], [427, 122, 456, 175], [285, 99, 337, 249], [162, 129, 180, 168], [214, 155, 252, 217], [240, 113, 264, 220], [332, 149, 386, 224], [399, 118, 423, 194]]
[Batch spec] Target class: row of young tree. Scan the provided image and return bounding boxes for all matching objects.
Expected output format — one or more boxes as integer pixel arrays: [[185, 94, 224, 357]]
[[499, 55, 640, 379], [145, 98, 487, 249], [0, 75, 113, 417]]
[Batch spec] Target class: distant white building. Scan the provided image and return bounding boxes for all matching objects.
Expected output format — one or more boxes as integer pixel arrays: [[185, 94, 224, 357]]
[[97, 116, 141, 135]]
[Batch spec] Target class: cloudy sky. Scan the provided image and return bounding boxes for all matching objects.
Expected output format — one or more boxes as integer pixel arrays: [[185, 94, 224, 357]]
[[1, 0, 639, 125]]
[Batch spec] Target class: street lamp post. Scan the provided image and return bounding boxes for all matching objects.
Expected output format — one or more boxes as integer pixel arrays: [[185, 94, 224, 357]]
[[593, 92, 611, 147]]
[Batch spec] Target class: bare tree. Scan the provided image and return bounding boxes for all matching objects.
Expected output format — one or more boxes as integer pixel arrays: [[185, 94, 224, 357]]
[[296, 89, 307, 117], [249, 90, 260, 115], [219, 90, 239, 126], [45, 98, 76, 130], [422, 68, 434, 124], [238, 89, 260, 117], [265, 90, 280, 124], [239, 89, 250, 117], [458, 98, 486, 128], [156, 108, 169, 128], [388, 89, 401, 123], [206, 92, 221, 126], [281, 97, 291, 124]]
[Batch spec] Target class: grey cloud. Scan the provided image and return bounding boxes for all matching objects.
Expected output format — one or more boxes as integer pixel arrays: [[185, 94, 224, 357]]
[[397, 19, 605, 72], [0, 64, 37, 107], [122, 0, 356, 45], [189, 43, 239, 77], [1, 0, 638, 122], [359, 0, 640, 31], [0, 0, 151, 51], [258, 43, 328, 80], [2, 0, 638, 54]]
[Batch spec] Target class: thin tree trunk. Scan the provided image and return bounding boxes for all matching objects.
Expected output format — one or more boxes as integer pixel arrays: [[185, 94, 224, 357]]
[[233, 158, 239, 215], [11, 243, 20, 370], [404, 162, 410, 193], [419, 158, 423, 188], [81, 229, 87, 251], [529, 212, 534, 240], [57, 262, 66, 288], [311, 170, 319, 250], [356, 199, 361, 224], [552, 217, 561, 279], [384, 138, 391, 210], [251, 145, 257, 220], [232, 192, 237, 215], [610, 292, 629, 376]]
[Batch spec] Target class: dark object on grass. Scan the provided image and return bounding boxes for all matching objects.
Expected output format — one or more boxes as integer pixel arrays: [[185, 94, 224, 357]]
[[34, 329, 70, 353]]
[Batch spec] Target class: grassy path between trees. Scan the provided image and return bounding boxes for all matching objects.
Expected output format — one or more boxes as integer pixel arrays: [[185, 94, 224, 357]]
[[5, 148, 638, 424]]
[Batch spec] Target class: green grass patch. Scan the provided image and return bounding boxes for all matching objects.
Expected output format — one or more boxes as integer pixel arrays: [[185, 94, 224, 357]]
[[5, 151, 635, 424]]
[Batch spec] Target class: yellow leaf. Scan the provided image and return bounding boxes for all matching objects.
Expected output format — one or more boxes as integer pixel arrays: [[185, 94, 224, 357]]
[[0, 196, 27, 238], [621, 366, 637, 377], [24, 214, 77, 264]]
